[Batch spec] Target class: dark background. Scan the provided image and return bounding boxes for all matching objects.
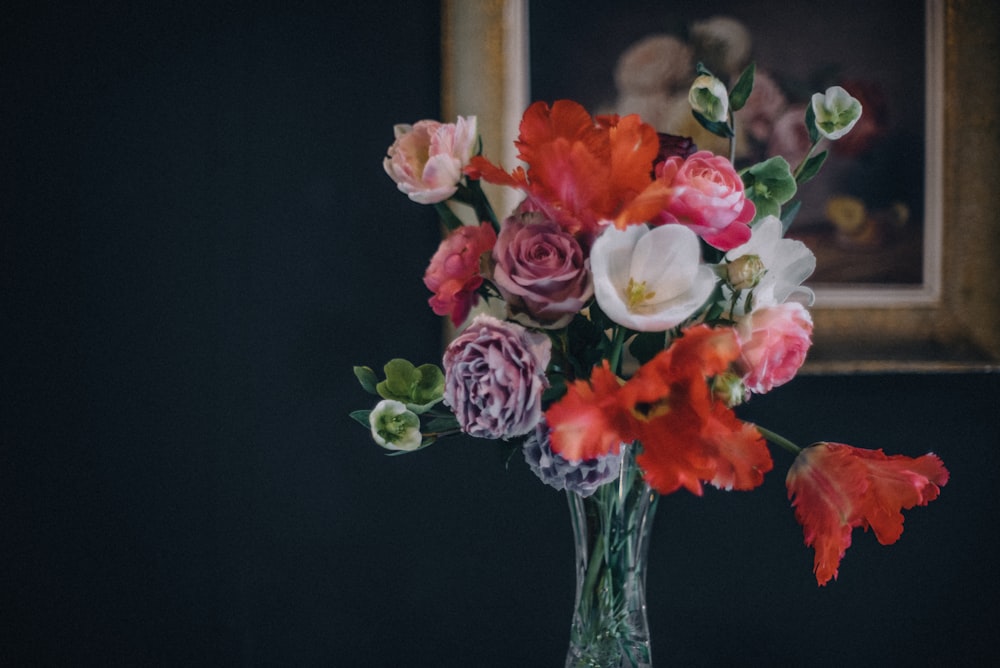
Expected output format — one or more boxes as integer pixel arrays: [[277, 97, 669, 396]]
[[3, 2, 998, 666]]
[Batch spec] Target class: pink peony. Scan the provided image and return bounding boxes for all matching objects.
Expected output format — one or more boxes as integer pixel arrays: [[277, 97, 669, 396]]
[[423, 223, 496, 327], [383, 116, 478, 204], [736, 301, 813, 394], [442, 315, 551, 439], [492, 211, 594, 329], [653, 150, 755, 250]]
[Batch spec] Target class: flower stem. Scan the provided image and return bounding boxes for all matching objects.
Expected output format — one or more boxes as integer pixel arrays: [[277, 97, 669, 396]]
[[791, 139, 821, 180], [608, 325, 627, 376], [754, 424, 803, 455]]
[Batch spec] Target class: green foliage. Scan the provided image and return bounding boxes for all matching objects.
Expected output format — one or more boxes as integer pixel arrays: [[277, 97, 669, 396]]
[[795, 150, 828, 185], [691, 110, 734, 139], [353, 366, 379, 394], [729, 62, 756, 112], [742, 156, 797, 220], [375, 358, 445, 413]]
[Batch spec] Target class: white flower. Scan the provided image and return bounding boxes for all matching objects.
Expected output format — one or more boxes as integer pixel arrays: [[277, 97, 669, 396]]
[[688, 74, 730, 123], [369, 399, 422, 451], [725, 216, 816, 313], [591, 224, 717, 332], [810, 86, 862, 140]]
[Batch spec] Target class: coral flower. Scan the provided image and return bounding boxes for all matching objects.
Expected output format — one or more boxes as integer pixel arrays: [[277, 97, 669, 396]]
[[467, 100, 661, 240], [547, 325, 772, 497], [621, 326, 771, 495], [786, 442, 949, 586], [423, 222, 497, 326], [545, 361, 628, 462]]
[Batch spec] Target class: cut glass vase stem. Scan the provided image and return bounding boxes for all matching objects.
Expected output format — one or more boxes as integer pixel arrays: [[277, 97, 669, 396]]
[[565, 444, 659, 668]]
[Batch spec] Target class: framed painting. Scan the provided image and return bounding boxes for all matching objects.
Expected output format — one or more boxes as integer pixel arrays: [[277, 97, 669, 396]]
[[442, 0, 1000, 372]]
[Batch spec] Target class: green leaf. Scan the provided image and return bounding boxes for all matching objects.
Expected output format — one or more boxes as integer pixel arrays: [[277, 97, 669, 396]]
[[353, 366, 379, 395], [412, 363, 445, 405], [742, 156, 796, 221], [424, 415, 460, 433], [729, 62, 756, 112], [795, 150, 828, 185], [349, 409, 372, 428], [433, 201, 465, 231], [691, 110, 733, 139], [780, 200, 802, 233], [804, 104, 820, 144]]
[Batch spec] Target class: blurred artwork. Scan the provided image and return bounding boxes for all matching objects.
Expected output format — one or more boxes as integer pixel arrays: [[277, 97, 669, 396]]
[[531, 1, 928, 286]]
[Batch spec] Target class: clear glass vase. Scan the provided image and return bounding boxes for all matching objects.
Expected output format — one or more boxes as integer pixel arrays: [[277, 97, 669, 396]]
[[565, 445, 659, 668]]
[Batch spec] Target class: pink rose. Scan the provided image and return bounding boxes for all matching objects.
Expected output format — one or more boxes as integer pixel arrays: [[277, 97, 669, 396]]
[[492, 211, 594, 329], [423, 223, 496, 327], [653, 150, 755, 250], [383, 116, 478, 204], [443, 315, 551, 439], [736, 301, 813, 394]]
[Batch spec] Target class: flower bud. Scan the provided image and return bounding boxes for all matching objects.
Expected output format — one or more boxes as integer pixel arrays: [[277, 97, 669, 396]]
[[712, 370, 748, 407], [726, 254, 766, 291], [688, 74, 730, 123], [369, 400, 422, 451], [810, 86, 862, 140]]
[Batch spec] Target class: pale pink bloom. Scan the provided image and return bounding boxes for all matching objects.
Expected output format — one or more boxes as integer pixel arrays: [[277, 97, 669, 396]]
[[767, 105, 813, 167], [442, 315, 551, 440], [423, 223, 496, 327], [740, 69, 788, 143], [653, 150, 755, 250], [736, 301, 813, 394], [614, 34, 693, 95], [383, 116, 478, 204], [492, 211, 593, 329]]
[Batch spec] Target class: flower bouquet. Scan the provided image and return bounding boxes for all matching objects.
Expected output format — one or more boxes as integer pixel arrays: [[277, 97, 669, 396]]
[[353, 63, 948, 667]]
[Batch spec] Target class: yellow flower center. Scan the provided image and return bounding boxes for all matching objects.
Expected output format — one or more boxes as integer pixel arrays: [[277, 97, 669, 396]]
[[626, 277, 656, 311]]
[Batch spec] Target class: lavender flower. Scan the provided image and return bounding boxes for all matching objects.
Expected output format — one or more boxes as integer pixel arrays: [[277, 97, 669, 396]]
[[442, 314, 551, 439], [522, 421, 623, 497]]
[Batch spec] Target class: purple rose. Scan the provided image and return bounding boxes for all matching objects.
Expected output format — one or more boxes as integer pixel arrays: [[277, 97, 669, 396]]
[[522, 420, 623, 497], [492, 211, 594, 329], [442, 314, 551, 439]]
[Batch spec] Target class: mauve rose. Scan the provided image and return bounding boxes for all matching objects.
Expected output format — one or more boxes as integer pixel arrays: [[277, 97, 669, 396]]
[[492, 211, 593, 329], [737, 301, 813, 394], [443, 314, 551, 439], [383, 116, 478, 204], [653, 150, 755, 251]]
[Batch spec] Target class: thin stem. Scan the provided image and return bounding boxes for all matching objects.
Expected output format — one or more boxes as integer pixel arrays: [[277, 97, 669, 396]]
[[791, 139, 822, 180], [755, 424, 803, 455], [607, 325, 628, 376]]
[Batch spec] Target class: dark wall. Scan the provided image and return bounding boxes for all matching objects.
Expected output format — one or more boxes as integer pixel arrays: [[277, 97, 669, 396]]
[[3, 2, 998, 667]]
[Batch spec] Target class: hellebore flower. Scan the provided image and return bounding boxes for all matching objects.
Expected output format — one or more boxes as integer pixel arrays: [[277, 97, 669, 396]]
[[689, 74, 730, 123], [810, 86, 863, 140], [369, 399, 422, 451]]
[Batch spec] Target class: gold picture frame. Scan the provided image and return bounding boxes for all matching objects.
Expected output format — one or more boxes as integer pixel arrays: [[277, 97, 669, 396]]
[[442, 0, 1000, 372]]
